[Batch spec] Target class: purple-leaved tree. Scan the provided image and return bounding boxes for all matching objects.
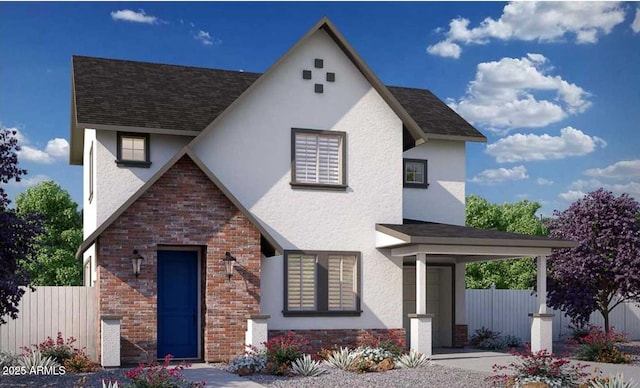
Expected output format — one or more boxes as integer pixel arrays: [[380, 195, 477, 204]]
[[546, 189, 640, 333], [0, 128, 41, 324]]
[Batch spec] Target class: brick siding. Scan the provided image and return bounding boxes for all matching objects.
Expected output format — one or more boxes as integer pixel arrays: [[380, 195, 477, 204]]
[[268, 328, 406, 354], [97, 156, 261, 363]]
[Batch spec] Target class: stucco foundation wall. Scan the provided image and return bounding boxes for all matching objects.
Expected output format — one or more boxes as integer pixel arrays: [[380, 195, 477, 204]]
[[403, 140, 466, 225], [97, 156, 260, 363]]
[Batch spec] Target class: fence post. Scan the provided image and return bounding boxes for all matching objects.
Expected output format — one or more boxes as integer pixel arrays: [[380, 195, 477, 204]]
[[101, 315, 122, 367]]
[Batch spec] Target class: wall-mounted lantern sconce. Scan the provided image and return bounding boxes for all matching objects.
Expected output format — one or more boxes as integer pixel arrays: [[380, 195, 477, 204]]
[[223, 252, 236, 281], [131, 249, 144, 278]]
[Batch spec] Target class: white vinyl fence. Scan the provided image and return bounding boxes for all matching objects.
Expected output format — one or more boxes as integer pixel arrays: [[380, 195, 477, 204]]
[[466, 288, 640, 342], [0, 287, 96, 359]]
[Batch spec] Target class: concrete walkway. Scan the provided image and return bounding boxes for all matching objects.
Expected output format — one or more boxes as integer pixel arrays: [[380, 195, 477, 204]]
[[181, 364, 265, 387], [431, 347, 640, 383]]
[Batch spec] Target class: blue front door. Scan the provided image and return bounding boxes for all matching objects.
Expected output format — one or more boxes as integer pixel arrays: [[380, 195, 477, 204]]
[[157, 250, 198, 359]]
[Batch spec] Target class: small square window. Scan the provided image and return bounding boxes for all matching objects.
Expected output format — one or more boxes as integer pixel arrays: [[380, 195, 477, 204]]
[[314, 58, 324, 68], [302, 70, 312, 80], [291, 128, 347, 189], [116, 132, 151, 168], [326, 72, 335, 82], [403, 159, 428, 188], [314, 84, 323, 93]]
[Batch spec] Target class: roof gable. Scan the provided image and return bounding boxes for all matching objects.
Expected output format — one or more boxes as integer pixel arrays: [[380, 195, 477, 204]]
[[70, 17, 486, 165], [75, 147, 282, 258]]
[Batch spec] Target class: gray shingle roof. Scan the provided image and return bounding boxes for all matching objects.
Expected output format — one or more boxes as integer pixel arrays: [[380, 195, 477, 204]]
[[377, 220, 577, 248], [72, 55, 485, 141]]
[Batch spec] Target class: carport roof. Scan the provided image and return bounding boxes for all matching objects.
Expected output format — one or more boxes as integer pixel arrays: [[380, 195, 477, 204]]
[[376, 220, 577, 249]]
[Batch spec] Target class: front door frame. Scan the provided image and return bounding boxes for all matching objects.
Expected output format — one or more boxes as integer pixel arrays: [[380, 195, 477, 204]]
[[157, 245, 202, 360], [403, 261, 456, 348]]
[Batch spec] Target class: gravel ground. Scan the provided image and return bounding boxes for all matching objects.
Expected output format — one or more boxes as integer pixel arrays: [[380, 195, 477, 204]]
[[243, 363, 494, 388]]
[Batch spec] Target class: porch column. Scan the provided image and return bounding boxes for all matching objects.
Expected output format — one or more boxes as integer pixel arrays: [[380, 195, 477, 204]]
[[530, 255, 553, 353], [454, 262, 468, 347], [409, 253, 432, 357]]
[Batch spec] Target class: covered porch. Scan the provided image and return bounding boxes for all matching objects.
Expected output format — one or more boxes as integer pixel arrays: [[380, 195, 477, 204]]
[[376, 221, 577, 357]]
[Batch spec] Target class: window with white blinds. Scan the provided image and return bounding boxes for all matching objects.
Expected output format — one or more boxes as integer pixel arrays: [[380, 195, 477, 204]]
[[292, 129, 345, 186], [284, 251, 360, 315], [328, 254, 357, 311], [286, 254, 316, 310]]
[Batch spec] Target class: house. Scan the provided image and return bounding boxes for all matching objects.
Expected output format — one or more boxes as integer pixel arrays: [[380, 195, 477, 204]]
[[70, 17, 576, 365]]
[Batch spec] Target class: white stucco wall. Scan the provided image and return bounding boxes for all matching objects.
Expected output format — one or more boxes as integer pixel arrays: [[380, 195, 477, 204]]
[[83, 129, 97, 237], [94, 131, 192, 226], [403, 140, 466, 225], [192, 29, 405, 329]]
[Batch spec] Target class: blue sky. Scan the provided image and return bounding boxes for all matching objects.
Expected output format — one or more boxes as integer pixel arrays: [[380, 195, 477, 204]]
[[1, 2, 639, 217]]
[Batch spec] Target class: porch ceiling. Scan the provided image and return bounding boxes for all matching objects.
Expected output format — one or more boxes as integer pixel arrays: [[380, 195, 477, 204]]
[[376, 221, 577, 261]]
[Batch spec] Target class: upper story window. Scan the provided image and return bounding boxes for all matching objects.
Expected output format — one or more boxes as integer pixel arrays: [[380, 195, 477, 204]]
[[116, 132, 151, 168], [403, 158, 429, 188], [291, 128, 346, 190], [284, 250, 361, 316]]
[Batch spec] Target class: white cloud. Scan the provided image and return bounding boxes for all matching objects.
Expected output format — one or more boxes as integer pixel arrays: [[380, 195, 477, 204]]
[[560, 178, 640, 201], [584, 160, 640, 179], [537, 178, 554, 186], [8, 127, 69, 164], [469, 165, 528, 185], [559, 190, 586, 202], [194, 30, 216, 45], [486, 127, 606, 162], [6, 174, 51, 188], [111, 9, 158, 24], [448, 54, 591, 131], [632, 8, 640, 33], [426, 40, 461, 59], [428, 2, 626, 58]]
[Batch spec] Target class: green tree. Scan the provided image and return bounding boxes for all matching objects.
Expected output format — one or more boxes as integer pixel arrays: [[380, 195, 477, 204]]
[[15, 181, 82, 285], [465, 195, 547, 289]]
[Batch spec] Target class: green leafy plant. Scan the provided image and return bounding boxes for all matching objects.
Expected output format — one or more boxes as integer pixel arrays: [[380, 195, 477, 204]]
[[324, 347, 357, 370], [18, 349, 61, 370], [395, 351, 429, 368], [571, 325, 630, 364], [124, 354, 204, 387], [22, 331, 80, 364], [291, 354, 326, 377], [590, 373, 638, 388], [490, 345, 590, 388], [263, 332, 310, 375]]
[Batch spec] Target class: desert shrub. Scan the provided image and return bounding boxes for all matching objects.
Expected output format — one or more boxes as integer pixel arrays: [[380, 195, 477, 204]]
[[228, 347, 267, 374], [353, 346, 396, 363], [469, 327, 522, 350], [124, 354, 204, 388], [291, 354, 326, 377], [324, 347, 357, 370], [490, 345, 590, 388], [573, 326, 630, 364], [263, 332, 310, 375], [357, 332, 404, 357], [0, 351, 18, 368], [63, 352, 99, 373], [18, 350, 61, 370], [589, 373, 638, 388], [21, 331, 80, 364], [395, 351, 429, 368]]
